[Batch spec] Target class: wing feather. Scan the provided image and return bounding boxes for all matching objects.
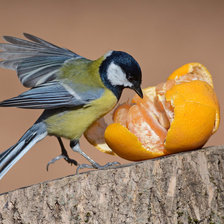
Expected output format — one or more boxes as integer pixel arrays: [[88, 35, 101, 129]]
[[0, 33, 83, 87], [0, 81, 104, 109]]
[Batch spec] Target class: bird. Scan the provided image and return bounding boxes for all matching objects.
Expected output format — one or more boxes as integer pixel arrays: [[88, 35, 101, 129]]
[[0, 33, 143, 179]]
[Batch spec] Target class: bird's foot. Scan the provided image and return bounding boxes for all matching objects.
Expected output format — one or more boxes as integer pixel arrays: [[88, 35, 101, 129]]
[[47, 154, 78, 171], [76, 161, 120, 174]]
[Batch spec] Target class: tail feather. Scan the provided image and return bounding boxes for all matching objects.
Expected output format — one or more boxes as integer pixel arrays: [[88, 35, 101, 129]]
[[0, 122, 47, 179]]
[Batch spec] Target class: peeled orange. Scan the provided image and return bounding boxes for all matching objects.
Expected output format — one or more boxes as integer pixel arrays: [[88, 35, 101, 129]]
[[84, 117, 115, 155], [85, 63, 220, 161]]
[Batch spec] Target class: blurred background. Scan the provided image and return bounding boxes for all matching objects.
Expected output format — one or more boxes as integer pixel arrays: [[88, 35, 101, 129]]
[[0, 0, 223, 194]]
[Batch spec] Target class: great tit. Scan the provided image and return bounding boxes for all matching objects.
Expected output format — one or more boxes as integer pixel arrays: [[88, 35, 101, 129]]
[[0, 33, 143, 179]]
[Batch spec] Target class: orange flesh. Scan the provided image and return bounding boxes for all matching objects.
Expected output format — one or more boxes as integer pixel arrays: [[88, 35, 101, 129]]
[[132, 94, 169, 128], [113, 80, 175, 152], [126, 105, 166, 152], [112, 65, 216, 153], [112, 103, 131, 126]]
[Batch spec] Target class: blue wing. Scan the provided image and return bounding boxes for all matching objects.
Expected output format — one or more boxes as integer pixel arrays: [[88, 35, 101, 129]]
[[0, 33, 83, 87], [0, 81, 104, 109]]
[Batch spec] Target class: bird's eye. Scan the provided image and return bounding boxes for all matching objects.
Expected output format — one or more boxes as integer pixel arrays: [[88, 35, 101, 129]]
[[128, 75, 134, 82]]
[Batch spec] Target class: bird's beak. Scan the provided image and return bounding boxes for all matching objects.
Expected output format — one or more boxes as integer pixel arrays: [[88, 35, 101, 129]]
[[134, 85, 143, 98]]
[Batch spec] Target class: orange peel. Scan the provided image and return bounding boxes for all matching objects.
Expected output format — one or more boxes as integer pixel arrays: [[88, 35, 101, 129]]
[[105, 123, 165, 161], [168, 62, 213, 87], [84, 117, 115, 155], [164, 80, 219, 154], [85, 63, 220, 161]]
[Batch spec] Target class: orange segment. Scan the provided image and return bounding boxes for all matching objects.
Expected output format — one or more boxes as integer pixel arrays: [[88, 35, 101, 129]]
[[113, 103, 131, 126], [156, 80, 176, 95], [105, 123, 165, 161], [126, 105, 166, 152], [132, 93, 162, 123], [132, 87, 171, 129], [155, 81, 175, 125]]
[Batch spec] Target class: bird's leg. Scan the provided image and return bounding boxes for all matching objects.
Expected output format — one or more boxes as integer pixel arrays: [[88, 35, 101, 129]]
[[46, 137, 78, 171], [70, 140, 120, 174]]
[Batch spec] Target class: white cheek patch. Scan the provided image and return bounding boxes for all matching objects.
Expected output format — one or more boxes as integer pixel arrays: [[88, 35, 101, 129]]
[[107, 62, 133, 87]]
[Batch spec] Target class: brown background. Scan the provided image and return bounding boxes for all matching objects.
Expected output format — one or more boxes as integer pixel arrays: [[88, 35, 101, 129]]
[[0, 0, 223, 194]]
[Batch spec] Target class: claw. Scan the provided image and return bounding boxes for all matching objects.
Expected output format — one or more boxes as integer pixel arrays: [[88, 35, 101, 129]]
[[76, 164, 94, 174], [46, 154, 78, 171], [47, 137, 78, 171], [76, 161, 121, 174], [46, 155, 65, 171], [70, 140, 121, 174]]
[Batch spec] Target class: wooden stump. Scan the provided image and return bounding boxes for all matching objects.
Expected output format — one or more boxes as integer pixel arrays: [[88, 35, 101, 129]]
[[0, 146, 224, 224]]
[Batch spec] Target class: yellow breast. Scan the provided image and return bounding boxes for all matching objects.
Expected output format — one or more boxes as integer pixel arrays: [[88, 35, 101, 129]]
[[45, 88, 117, 140]]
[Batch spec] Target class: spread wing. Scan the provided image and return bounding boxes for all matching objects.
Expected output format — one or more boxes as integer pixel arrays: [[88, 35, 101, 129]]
[[0, 33, 84, 87], [0, 81, 104, 109]]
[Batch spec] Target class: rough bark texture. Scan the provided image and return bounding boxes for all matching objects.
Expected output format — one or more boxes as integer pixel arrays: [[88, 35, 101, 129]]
[[0, 146, 224, 224]]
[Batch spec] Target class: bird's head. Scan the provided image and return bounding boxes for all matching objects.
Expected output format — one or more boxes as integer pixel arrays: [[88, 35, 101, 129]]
[[99, 51, 143, 100]]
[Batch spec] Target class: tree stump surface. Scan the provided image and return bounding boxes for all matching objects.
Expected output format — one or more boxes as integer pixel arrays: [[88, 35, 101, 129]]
[[0, 145, 224, 224]]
